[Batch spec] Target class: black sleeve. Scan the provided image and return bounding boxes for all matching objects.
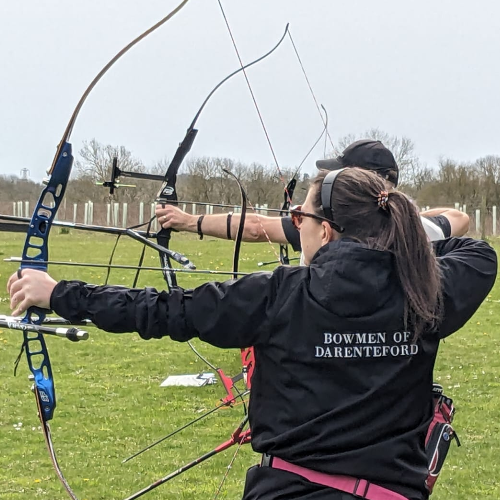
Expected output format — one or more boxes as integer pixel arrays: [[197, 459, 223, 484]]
[[434, 238, 497, 338], [50, 272, 281, 348], [281, 216, 302, 252], [423, 215, 452, 238]]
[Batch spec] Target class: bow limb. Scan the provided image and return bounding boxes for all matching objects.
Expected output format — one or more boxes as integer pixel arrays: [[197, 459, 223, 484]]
[[221, 169, 248, 281], [222, 169, 255, 394], [55, 0, 191, 153], [154, 23, 290, 289], [121, 389, 250, 464], [122, 416, 250, 500]]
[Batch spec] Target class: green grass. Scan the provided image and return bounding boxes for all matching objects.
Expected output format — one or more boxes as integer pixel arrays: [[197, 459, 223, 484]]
[[0, 231, 499, 499]]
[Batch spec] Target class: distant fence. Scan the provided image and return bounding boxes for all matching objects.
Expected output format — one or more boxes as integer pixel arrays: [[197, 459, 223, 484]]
[[2, 200, 497, 237], [3, 200, 270, 232]]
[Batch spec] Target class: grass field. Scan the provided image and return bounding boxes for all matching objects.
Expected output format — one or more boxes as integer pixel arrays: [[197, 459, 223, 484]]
[[0, 230, 499, 500]]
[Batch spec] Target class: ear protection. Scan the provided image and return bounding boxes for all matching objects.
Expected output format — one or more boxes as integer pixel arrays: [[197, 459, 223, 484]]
[[320, 168, 346, 230]]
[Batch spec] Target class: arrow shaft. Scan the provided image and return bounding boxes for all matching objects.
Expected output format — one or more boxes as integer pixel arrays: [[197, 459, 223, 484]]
[[5, 257, 250, 276], [0, 317, 88, 341]]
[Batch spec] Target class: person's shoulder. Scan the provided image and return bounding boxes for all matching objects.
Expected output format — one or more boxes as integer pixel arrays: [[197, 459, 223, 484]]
[[270, 262, 309, 287]]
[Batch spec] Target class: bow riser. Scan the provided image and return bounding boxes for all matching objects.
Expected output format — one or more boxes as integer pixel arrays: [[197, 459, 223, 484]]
[[20, 141, 74, 423], [155, 129, 199, 288], [157, 128, 198, 203]]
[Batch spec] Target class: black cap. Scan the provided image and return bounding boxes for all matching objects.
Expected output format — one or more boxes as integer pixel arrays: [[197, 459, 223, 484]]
[[316, 140, 399, 187]]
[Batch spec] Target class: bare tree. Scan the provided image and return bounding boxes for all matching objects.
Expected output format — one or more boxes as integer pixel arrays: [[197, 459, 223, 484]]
[[183, 157, 225, 203], [330, 129, 427, 189], [75, 139, 145, 182], [474, 155, 500, 211], [73, 139, 147, 203]]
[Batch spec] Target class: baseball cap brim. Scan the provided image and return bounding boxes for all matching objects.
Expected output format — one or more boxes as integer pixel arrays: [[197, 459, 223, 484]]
[[316, 157, 344, 170]]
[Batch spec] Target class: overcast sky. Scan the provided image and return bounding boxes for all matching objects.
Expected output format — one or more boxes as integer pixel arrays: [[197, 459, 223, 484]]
[[1, 0, 499, 181]]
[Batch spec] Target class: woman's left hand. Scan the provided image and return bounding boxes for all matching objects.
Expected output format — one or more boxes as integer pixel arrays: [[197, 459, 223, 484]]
[[7, 269, 58, 316]]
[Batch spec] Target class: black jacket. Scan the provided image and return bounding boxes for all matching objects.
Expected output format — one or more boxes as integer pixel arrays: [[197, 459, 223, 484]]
[[51, 238, 497, 500]]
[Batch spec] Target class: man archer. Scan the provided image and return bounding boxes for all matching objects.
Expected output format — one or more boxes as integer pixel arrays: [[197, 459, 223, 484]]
[[155, 140, 470, 247]]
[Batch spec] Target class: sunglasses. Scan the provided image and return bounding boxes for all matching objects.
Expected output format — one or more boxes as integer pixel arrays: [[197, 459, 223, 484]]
[[290, 205, 343, 232]]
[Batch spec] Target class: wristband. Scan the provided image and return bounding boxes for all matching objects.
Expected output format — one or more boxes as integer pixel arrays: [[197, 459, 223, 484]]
[[226, 212, 233, 240], [197, 215, 205, 240]]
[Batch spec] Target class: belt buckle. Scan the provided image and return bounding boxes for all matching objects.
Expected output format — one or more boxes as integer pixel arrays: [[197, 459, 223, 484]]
[[260, 453, 273, 467], [353, 478, 370, 498]]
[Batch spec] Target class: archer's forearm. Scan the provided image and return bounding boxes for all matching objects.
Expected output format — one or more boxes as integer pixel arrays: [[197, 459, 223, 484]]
[[196, 213, 288, 243], [50, 280, 192, 340], [49, 273, 277, 347], [420, 208, 469, 237]]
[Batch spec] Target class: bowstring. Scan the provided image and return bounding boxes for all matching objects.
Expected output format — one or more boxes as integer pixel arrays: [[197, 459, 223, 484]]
[[216, 0, 288, 262], [286, 29, 336, 152], [216, 1, 334, 262]]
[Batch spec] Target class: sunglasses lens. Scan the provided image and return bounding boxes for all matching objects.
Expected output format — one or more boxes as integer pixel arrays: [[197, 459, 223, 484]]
[[290, 205, 302, 230], [291, 212, 301, 229]]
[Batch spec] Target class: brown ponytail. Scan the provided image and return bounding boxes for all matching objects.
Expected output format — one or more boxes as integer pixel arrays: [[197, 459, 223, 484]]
[[312, 167, 442, 338]]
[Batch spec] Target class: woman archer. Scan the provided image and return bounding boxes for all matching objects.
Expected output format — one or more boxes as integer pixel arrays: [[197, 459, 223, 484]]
[[8, 167, 496, 500]]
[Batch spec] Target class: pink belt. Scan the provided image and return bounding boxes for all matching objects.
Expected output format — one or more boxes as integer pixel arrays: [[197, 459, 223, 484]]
[[263, 455, 409, 500]]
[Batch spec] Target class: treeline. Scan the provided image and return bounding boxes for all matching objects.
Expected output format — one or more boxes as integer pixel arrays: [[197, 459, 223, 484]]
[[1, 136, 500, 213], [406, 156, 500, 211], [0, 139, 309, 211]]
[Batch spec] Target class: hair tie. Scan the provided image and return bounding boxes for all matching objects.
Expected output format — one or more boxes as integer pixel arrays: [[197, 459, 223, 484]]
[[377, 190, 389, 211]]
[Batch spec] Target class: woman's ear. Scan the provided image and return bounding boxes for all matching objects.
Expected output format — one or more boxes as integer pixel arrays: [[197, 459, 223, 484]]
[[385, 180, 396, 192], [321, 221, 338, 244]]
